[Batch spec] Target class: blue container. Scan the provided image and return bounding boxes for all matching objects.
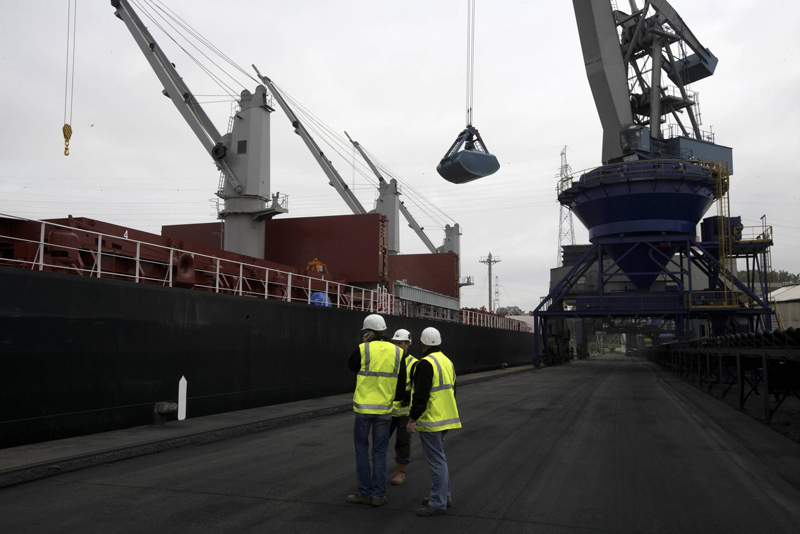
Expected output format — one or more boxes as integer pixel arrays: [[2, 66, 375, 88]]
[[309, 292, 331, 307]]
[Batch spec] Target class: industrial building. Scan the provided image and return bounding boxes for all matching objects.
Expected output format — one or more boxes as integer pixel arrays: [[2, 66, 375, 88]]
[[771, 285, 800, 329]]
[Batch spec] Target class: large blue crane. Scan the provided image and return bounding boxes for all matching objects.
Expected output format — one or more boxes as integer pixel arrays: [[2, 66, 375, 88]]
[[534, 0, 773, 363]]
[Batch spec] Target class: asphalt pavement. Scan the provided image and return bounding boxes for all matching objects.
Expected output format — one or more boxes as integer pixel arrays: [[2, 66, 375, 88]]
[[2, 354, 799, 533]]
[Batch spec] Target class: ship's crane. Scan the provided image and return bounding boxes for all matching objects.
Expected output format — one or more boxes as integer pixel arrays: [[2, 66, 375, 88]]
[[110, 0, 286, 259], [573, 0, 731, 168], [535, 0, 767, 362], [255, 68, 460, 257]]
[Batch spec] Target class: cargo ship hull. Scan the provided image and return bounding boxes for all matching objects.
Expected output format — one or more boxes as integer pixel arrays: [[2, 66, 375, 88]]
[[0, 266, 533, 448]]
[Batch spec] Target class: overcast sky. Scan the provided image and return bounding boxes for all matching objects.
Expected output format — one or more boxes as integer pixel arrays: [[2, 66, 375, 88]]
[[1, 0, 798, 311]]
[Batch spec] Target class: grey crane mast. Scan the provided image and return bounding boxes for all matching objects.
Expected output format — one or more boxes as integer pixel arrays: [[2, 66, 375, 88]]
[[111, 0, 286, 259]]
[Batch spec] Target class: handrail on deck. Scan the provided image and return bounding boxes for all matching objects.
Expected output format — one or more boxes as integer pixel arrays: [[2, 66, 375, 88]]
[[0, 215, 530, 332]]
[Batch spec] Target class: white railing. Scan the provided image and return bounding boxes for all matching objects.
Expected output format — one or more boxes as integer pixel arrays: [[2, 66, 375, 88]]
[[0, 216, 393, 314], [461, 309, 533, 332], [0, 215, 531, 332]]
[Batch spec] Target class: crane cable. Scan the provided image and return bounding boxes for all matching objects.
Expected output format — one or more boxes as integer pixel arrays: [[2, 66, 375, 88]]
[[274, 81, 456, 229], [62, 0, 77, 156], [133, 0, 248, 100], [465, 0, 476, 127]]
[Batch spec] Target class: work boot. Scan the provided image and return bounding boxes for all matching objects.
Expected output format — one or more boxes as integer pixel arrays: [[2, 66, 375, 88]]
[[390, 463, 407, 485], [421, 497, 451, 508], [346, 494, 372, 505], [371, 496, 387, 507], [416, 505, 446, 517]]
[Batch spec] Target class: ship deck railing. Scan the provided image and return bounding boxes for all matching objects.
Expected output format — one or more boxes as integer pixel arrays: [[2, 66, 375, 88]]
[[0, 215, 531, 333], [0, 216, 394, 314]]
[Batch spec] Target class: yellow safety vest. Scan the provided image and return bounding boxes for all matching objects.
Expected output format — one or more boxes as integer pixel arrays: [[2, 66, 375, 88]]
[[392, 353, 418, 417], [353, 341, 401, 415], [416, 352, 461, 432]]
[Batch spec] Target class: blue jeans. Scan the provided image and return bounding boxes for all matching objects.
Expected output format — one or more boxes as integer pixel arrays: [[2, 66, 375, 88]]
[[353, 413, 392, 499], [419, 430, 451, 510]]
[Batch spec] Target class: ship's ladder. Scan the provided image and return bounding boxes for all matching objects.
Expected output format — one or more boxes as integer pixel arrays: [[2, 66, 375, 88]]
[[713, 161, 736, 307], [772, 297, 785, 330], [762, 226, 778, 330]]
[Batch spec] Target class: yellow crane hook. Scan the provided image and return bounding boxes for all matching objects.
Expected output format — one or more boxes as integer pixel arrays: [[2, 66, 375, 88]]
[[63, 123, 73, 156]]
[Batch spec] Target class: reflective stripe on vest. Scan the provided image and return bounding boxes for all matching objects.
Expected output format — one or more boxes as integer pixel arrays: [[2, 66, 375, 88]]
[[353, 342, 401, 414], [427, 354, 454, 393], [416, 417, 461, 428], [416, 352, 461, 432], [358, 342, 401, 378], [392, 405, 410, 416]]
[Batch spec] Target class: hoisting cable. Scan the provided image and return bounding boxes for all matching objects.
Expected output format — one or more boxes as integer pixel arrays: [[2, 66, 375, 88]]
[[466, 0, 475, 127], [149, 0, 260, 87], [245, 66, 456, 229], [131, 0, 242, 100], [272, 78, 455, 231], [146, 0, 258, 91], [436, 0, 499, 184], [62, 0, 78, 156], [275, 82, 381, 189]]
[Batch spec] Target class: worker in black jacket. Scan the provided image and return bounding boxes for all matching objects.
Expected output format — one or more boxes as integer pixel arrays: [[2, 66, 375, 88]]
[[407, 327, 461, 517]]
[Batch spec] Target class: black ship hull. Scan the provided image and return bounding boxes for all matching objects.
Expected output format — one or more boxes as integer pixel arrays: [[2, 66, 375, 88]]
[[0, 266, 533, 448]]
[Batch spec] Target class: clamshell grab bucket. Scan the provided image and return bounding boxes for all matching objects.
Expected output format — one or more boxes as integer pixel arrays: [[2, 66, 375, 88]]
[[436, 125, 500, 184]]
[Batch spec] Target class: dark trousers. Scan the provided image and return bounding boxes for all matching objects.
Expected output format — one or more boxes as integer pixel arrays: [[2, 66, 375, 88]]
[[388, 415, 411, 464]]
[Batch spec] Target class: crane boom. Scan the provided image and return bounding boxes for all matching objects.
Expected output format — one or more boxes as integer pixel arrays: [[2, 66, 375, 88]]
[[111, 0, 241, 193], [398, 202, 439, 254], [111, 0, 286, 259], [572, 0, 729, 168], [647, 0, 718, 86], [573, 0, 633, 163], [254, 67, 367, 216], [649, 0, 716, 83]]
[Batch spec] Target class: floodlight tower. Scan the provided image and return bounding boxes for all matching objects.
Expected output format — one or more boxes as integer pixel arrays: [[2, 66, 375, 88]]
[[556, 146, 576, 267]]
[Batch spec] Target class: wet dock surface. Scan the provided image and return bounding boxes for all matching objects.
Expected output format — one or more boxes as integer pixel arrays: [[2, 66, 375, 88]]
[[2, 354, 799, 533]]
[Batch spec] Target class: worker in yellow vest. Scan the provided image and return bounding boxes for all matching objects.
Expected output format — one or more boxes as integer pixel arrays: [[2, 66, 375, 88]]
[[388, 328, 418, 486], [406, 326, 461, 517], [346, 314, 405, 507]]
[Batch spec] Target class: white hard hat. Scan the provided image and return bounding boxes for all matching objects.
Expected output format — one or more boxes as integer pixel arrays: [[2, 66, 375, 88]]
[[420, 327, 442, 346], [391, 329, 412, 342], [362, 314, 387, 332]]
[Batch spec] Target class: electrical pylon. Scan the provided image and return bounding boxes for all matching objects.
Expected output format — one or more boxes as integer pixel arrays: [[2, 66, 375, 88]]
[[556, 146, 575, 267]]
